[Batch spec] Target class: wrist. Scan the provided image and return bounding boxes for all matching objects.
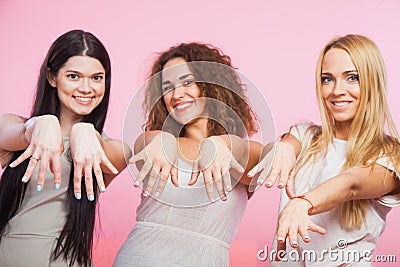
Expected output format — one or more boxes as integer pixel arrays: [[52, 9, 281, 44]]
[[292, 195, 314, 215]]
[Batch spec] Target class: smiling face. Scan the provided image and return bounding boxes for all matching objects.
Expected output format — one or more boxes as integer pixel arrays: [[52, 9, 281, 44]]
[[320, 48, 361, 133], [161, 57, 206, 125], [47, 55, 106, 122]]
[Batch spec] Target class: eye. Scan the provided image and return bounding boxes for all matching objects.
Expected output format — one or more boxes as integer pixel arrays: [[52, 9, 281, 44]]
[[93, 75, 104, 81], [182, 79, 194, 86], [348, 74, 359, 82], [67, 74, 79, 80], [162, 84, 174, 92], [321, 76, 333, 83]]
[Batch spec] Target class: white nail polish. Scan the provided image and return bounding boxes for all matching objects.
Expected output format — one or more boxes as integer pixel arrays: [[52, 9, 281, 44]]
[[88, 194, 95, 201], [155, 192, 160, 198], [75, 193, 81, 200], [36, 184, 42, 192], [100, 186, 106, 193], [21, 176, 28, 183], [55, 183, 60, 190]]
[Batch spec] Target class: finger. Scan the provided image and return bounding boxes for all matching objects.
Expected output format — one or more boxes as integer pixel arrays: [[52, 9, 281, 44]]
[[21, 155, 39, 184], [36, 153, 49, 192], [285, 170, 296, 199], [213, 171, 226, 201], [93, 162, 106, 193], [84, 163, 95, 201], [308, 222, 326, 235], [144, 166, 160, 197], [276, 224, 289, 247], [10, 148, 33, 168], [298, 226, 310, 243], [229, 156, 244, 174], [264, 167, 280, 188], [275, 239, 287, 262], [188, 160, 200, 186], [73, 164, 83, 200], [222, 171, 232, 192], [100, 154, 118, 175], [154, 168, 169, 197], [288, 225, 299, 248], [247, 162, 262, 178], [50, 156, 62, 190], [128, 151, 144, 164], [277, 169, 290, 189], [203, 171, 215, 203], [170, 160, 179, 187], [254, 150, 274, 183], [134, 161, 152, 187]]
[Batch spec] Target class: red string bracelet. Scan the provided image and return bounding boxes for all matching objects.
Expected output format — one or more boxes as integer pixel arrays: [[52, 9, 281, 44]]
[[293, 195, 314, 215]]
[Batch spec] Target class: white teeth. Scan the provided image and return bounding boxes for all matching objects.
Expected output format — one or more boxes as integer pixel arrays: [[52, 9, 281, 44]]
[[176, 102, 191, 110], [334, 102, 350, 107], [75, 96, 92, 102]]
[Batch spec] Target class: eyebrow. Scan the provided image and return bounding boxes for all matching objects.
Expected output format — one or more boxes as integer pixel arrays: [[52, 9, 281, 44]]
[[162, 73, 194, 85], [321, 70, 358, 76], [65, 70, 105, 75]]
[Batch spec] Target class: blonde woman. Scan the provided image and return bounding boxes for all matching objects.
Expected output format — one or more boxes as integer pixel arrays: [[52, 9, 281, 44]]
[[252, 34, 400, 266]]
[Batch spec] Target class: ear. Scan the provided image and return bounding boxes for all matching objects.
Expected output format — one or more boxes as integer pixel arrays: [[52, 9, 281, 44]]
[[46, 68, 57, 87]]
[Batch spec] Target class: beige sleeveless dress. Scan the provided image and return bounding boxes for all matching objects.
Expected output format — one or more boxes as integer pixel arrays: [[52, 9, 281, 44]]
[[0, 137, 93, 267]]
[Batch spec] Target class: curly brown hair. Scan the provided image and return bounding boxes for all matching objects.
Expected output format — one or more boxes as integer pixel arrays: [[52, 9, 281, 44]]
[[144, 42, 258, 138]]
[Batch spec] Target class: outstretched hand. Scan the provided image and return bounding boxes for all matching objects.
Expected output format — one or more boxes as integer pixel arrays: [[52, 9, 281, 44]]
[[129, 132, 178, 198], [10, 115, 64, 191], [70, 123, 118, 201], [247, 141, 296, 198], [189, 136, 244, 202], [276, 198, 326, 249]]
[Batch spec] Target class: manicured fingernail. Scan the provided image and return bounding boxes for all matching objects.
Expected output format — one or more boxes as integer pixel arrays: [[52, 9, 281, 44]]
[[143, 191, 149, 197], [36, 184, 42, 192], [291, 241, 298, 246], [255, 185, 261, 191], [21, 176, 28, 183], [113, 168, 118, 174], [210, 197, 215, 203], [9, 162, 15, 168], [155, 191, 160, 198], [225, 185, 232, 192], [278, 182, 284, 187], [266, 181, 272, 187], [277, 237, 284, 242], [75, 193, 81, 200], [55, 183, 60, 190], [304, 236, 310, 241], [100, 186, 106, 193], [88, 194, 95, 201], [221, 195, 227, 201], [239, 166, 245, 173]]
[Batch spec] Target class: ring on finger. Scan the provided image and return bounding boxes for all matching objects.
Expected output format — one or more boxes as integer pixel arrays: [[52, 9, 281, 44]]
[[30, 156, 40, 162]]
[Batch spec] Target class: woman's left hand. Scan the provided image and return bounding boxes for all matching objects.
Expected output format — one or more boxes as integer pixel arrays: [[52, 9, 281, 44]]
[[276, 198, 326, 249], [189, 136, 244, 202], [70, 123, 118, 201]]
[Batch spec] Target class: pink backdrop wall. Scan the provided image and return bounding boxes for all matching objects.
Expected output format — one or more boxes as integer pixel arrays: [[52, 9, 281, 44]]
[[1, 0, 399, 266]]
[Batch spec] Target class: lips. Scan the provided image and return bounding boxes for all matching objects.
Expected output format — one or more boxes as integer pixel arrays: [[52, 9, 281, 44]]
[[73, 96, 94, 105], [331, 101, 351, 107], [173, 101, 194, 112]]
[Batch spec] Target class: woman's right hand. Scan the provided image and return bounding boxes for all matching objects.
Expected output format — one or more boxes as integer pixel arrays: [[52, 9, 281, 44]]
[[247, 141, 297, 198], [10, 115, 64, 191], [129, 132, 178, 198]]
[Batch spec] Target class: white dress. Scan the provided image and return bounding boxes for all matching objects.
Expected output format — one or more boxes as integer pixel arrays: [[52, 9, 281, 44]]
[[270, 123, 400, 267], [113, 159, 248, 267]]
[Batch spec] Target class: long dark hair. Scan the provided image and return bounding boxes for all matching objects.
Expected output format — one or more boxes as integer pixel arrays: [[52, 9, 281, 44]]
[[0, 30, 111, 266]]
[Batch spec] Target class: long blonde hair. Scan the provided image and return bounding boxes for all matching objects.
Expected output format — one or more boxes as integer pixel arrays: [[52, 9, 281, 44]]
[[297, 34, 400, 230]]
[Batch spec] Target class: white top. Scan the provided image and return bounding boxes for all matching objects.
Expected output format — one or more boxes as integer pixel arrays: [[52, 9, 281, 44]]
[[271, 123, 400, 266], [114, 159, 247, 267]]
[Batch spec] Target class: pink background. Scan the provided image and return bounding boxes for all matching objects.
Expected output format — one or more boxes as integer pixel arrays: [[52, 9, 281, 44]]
[[1, 0, 399, 266]]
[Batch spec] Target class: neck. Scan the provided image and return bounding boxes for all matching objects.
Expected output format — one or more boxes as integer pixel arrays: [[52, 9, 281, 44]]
[[335, 121, 352, 140], [184, 118, 209, 141]]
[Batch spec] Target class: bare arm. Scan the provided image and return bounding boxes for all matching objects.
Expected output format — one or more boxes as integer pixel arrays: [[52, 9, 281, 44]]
[[276, 164, 400, 248]]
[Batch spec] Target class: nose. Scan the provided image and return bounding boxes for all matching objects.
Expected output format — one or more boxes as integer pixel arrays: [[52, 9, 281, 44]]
[[78, 78, 92, 93], [172, 83, 185, 99], [332, 79, 347, 96]]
